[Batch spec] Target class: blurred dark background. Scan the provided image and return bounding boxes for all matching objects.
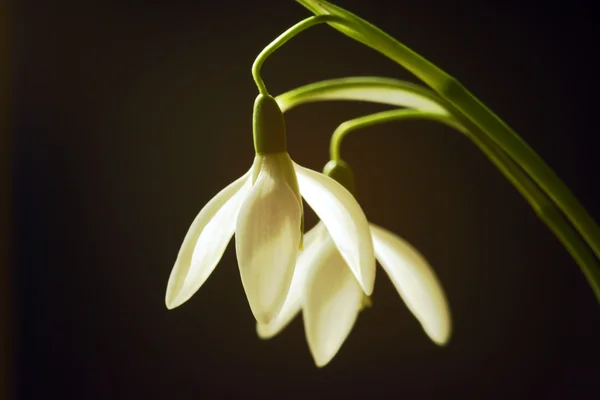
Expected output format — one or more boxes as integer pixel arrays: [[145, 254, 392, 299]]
[[12, 0, 600, 398]]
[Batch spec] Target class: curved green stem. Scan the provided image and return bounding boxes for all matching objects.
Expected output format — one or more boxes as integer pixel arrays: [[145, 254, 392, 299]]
[[457, 123, 600, 302], [277, 76, 449, 114], [276, 77, 600, 302], [252, 14, 348, 95], [329, 109, 463, 161], [296, 0, 600, 294], [330, 109, 600, 300], [296, 0, 448, 88]]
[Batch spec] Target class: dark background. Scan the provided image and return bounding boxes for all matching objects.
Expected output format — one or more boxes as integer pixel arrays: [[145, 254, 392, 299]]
[[13, 0, 600, 398]]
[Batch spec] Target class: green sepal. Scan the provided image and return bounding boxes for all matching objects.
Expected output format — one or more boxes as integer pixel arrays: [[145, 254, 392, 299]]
[[323, 159, 356, 195], [253, 94, 287, 154]]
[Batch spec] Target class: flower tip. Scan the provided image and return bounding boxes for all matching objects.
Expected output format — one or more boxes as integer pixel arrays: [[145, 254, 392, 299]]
[[355, 263, 375, 296], [164, 298, 177, 310], [311, 351, 334, 368], [430, 335, 450, 347], [430, 327, 451, 347], [423, 319, 451, 347], [256, 323, 274, 340], [165, 292, 185, 310], [359, 273, 375, 297]]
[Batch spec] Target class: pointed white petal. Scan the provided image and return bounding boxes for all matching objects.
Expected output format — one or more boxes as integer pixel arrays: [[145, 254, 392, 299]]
[[236, 154, 302, 325], [257, 223, 327, 339], [303, 237, 363, 367], [370, 224, 451, 345], [165, 170, 251, 309], [294, 163, 375, 295]]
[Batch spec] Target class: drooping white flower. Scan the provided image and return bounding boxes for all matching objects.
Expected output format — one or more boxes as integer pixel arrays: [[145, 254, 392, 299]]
[[165, 95, 375, 325], [257, 219, 451, 367]]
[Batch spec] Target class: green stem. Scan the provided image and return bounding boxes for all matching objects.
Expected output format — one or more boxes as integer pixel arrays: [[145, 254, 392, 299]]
[[296, 0, 449, 88], [276, 77, 600, 301], [332, 110, 600, 302], [277, 76, 449, 114], [252, 14, 348, 95], [329, 109, 463, 161], [457, 122, 600, 303], [296, 0, 600, 287]]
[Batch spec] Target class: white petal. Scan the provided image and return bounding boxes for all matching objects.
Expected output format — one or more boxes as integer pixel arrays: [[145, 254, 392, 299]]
[[370, 224, 451, 345], [165, 170, 251, 309], [256, 223, 328, 339], [303, 237, 363, 367], [236, 154, 303, 325], [294, 163, 375, 295]]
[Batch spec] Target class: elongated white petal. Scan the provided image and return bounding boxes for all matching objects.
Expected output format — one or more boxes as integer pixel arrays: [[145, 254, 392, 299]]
[[370, 224, 451, 345], [257, 223, 327, 339], [165, 171, 251, 309], [294, 163, 375, 295], [236, 154, 302, 325], [303, 237, 363, 367]]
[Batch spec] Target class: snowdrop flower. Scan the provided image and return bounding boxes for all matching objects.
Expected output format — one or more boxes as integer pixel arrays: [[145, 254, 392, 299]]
[[165, 95, 375, 325], [257, 160, 451, 366]]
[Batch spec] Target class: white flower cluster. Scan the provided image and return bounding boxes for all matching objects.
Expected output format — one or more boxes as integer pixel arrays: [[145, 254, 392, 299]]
[[165, 94, 450, 367]]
